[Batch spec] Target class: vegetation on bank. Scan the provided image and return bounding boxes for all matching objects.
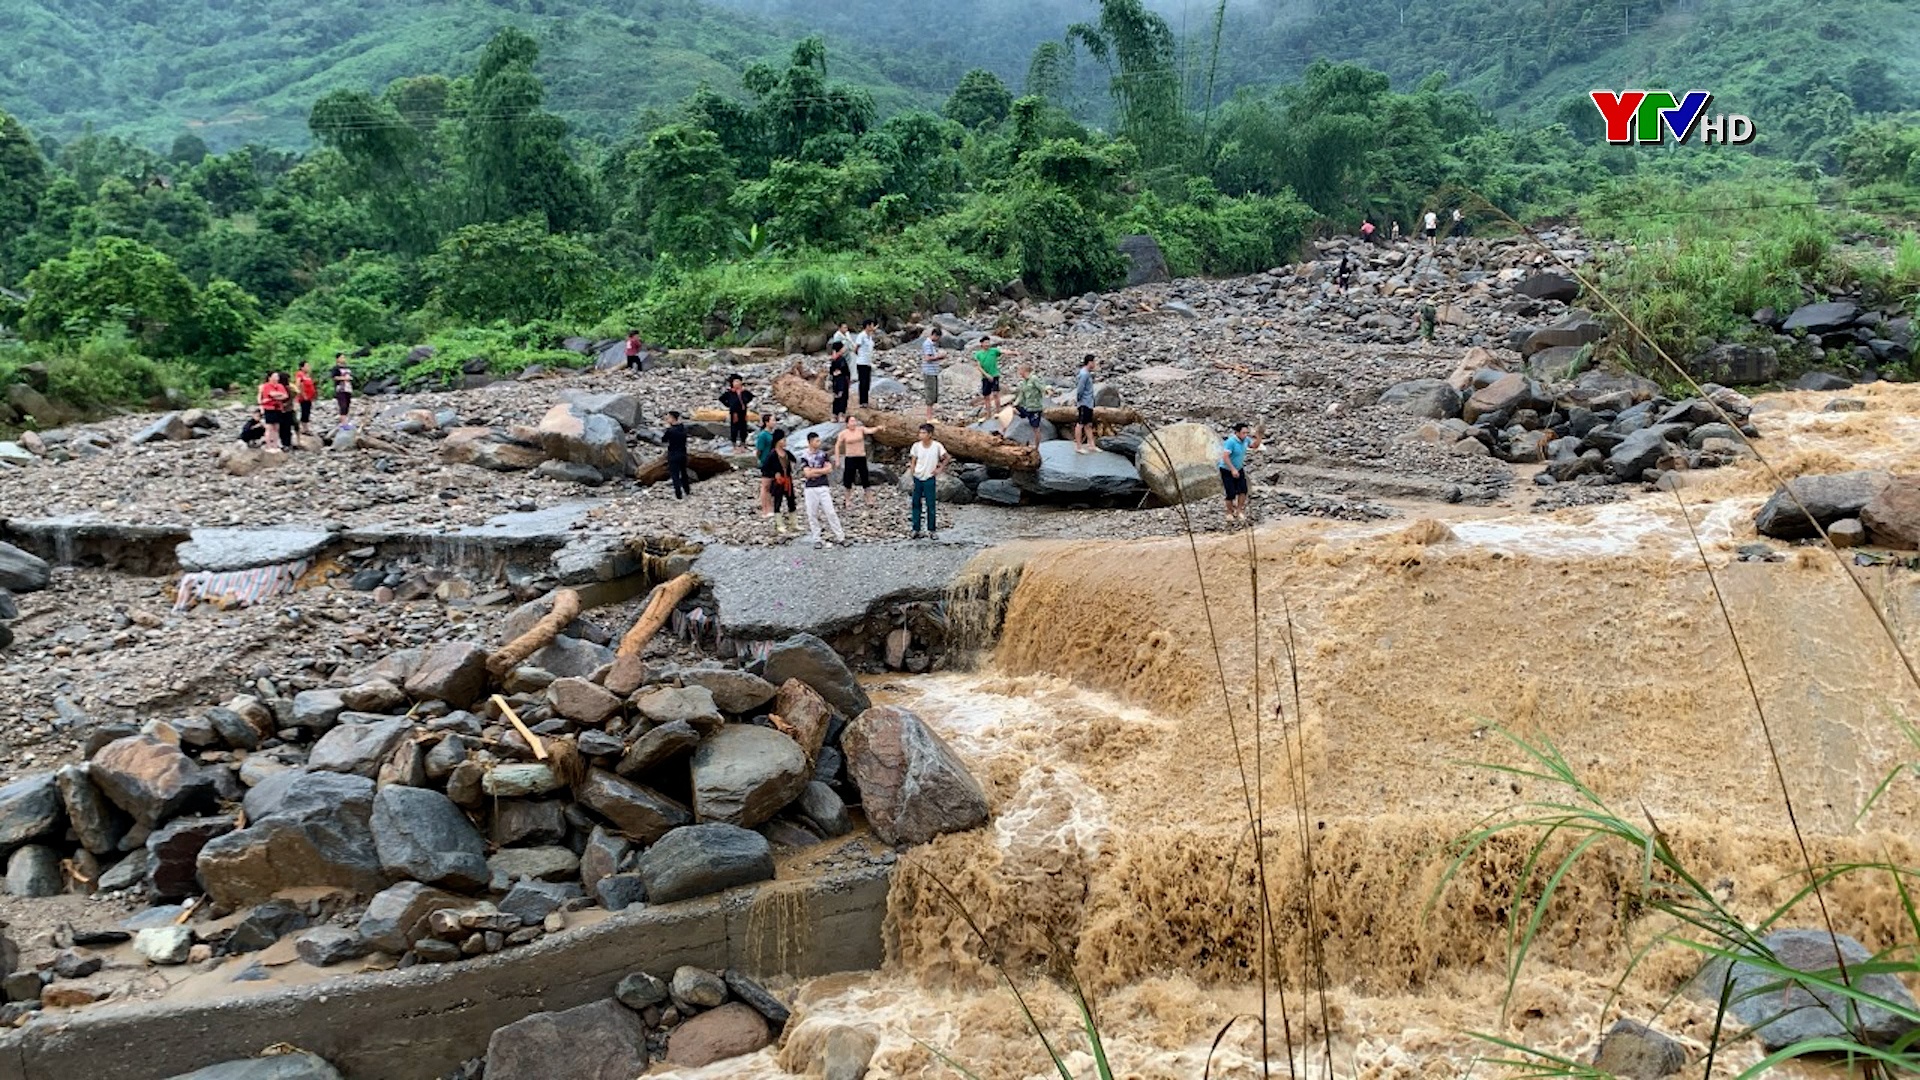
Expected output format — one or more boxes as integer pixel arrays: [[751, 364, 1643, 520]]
[[0, 0, 1917, 426]]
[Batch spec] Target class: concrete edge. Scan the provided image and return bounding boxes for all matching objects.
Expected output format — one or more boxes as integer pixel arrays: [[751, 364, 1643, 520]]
[[0, 861, 891, 1080]]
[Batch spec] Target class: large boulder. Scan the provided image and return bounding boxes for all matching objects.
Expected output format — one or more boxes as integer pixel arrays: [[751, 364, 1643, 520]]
[[1462, 373, 1548, 425], [441, 427, 548, 472], [1516, 271, 1579, 303], [1780, 300, 1860, 335], [1135, 423, 1225, 504], [538, 403, 636, 478], [665, 1002, 775, 1067], [403, 642, 489, 708], [1608, 424, 1688, 482], [0, 542, 50, 593], [1860, 476, 1920, 549], [1016, 441, 1145, 500], [1521, 311, 1604, 358], [358, 880, 467, 953], [559, 390, 643, 432], [1698, 928, 1917, 1050], [90, 735, 215, 828], [844, 707, 989, 847], [760, 634, 870, 719], [131, 412, 190, 445], [1377, 379, 1463, 421], [197, 772, 383, 906], [486, 999, 649, 1080], [1686, 343, 1779, 386], [1116, 234, 1171, 287], [575, 769, 691, 845], [691, 725, 810, 828], [1754, 471, 1891, 539], [638, 823, 775, 903], [772, 679, 832, 764], [676, 667, 779, 715], [308, 717, 413, 778], [55, 764, 125, 854], [147, 815, 235, 901], [370, 785, 489, 891], [0, 773, 64, 849]]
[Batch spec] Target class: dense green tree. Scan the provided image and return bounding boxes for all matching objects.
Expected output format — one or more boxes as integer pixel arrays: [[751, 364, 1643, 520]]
[[945, 70, 1014, 129], [0, 110, 49, 257], [424, 215, 602, 323], [189, 150, 264, 217], [21, 236, 199, 345], [463, 28, 598, 233], [631, 124, 738, 260], [1064, 0, 1186, 167], [310, 89, 441, 255]]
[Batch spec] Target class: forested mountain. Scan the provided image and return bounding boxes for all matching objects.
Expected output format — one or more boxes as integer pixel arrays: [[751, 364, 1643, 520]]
[[0, 0, 933, 148]]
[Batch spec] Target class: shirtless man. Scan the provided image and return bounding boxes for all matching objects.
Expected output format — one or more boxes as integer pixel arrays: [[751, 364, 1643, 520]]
[[833, 415, 875, 513]]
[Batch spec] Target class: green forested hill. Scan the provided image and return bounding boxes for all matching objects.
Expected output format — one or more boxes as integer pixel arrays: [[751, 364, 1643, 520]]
[[0, 0, 933, 148]]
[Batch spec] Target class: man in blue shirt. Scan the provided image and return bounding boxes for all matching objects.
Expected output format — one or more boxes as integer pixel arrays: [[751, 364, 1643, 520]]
[[1219, 421, 1263, 523], [1073, 354, 1097, 454]]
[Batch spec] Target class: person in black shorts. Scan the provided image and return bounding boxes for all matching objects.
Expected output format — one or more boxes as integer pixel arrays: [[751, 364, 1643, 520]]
[[833, 416, 875, 513], [330, 353, 354, 427], [762, 428, 797, 534], [663, 411, 691, 499], [719, 375, 754, 452]]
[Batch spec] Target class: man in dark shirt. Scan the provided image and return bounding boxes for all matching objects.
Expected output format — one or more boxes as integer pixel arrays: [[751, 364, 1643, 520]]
[[719, 375, 754, 452], [663, 410, 692, 500]]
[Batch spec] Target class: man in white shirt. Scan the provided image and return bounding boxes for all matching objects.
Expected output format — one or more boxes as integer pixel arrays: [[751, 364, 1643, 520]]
[[907, 423, 949, 540], [1424, 209, 1439, 248], [853, 318, 876, 407]]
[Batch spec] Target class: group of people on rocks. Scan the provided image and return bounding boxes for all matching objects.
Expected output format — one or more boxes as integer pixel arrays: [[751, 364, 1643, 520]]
[[1357, 207, 1467, 250], [244, 354, 355, 451]]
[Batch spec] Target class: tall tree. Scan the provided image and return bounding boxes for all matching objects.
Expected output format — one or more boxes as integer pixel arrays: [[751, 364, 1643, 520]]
[[462, 28, 598, 233], [0, 110, 49, 256], [1065, 0, 1186, 167]]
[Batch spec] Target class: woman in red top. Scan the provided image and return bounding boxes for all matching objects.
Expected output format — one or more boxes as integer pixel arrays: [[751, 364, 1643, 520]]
[[258, 372, 293, 452], [293, 361, 318, 433]]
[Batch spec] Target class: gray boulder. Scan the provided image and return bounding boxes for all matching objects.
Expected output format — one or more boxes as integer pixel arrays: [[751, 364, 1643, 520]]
[[617, 720, 702, 777], [90, 735, 215, 828], [290, 689, 347, 733], [308, 717, 413, 778], [676, 668, 779, 715], [198, 772, 383, 906], [560, 390, 644, 431], [357, 881, 465, 954], [638, 823, 775, 904], [1698, 928, 1917, 1050], [1794, 371, 1853, 392], [486, 998, 649, 1080], [0, 542, 51, 593], [370, 785, 489, 891], [1516, 271, 1579, 302], [55, 764, 126, 854], [1521, 310, 1604, 357], [691, 726, 810, 828], [1135, 422, 1225, 505], [131, 412, 190, 445], [1016, 441, 1145, 500], [162, 1052, 345, 1080], [5, 845, 63, 897], [575, 769, 691, 846], [537, 403, 636, 478], [1608, 424, 1688, 482], [1116, 234, 1170, 287], [1378, 379, 1462, 420], [0, 773, 64, 848], [1754, 471, 1891, 539], [760, 634, 870, 719], [1781, 301, 1860, 335], [499, 879, 582, 924], [403, 642, 489, 708], [844, 706, 990, 847], [147, 815, 235, 901]]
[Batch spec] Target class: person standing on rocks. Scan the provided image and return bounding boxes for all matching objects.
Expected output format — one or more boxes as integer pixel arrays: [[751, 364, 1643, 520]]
[[1012, 364, 1048, 448], [258, 371, 294, 452], [294, 361, 318, 434], [625, 331, 643, 372], [720, 375, 755, 453], [755, 414, 778, 517], [1424, 209, 1439, 249], [1074, 354, 1098, 454], [1219, 422, 1262, 523], [829, 322, 853, 352], [834, 416, 876, 514], [1360, 218, 1376, 245], [974, 337, 1005, 419], [330, 353, 354, 428], [827, 344, 852, 422], [1391, 220, 1401, 244], [1451, 207, 1465, 238], [909, 423, 949, 540], [1335, 254, 1352, 293], [800, 431, 846, 548], [853, 318, 876, 407], [663, 411, 692, 500], [764, 428, 797, 533], [1420, 303, 1438, 343], [919, 326, 943, 421]]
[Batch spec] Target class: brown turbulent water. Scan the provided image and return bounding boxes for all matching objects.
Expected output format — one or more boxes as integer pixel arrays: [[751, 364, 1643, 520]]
[[663, 387, 1920, 1079]]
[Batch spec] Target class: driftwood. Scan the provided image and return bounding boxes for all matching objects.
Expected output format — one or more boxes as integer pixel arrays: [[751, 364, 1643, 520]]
[[617, 573, 700, 658], [636, 450, 734, 487], [773, 373, 1041, 469], [486, 588, 581, 677]]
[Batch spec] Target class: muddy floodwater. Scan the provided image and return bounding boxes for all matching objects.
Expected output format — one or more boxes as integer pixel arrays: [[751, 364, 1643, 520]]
[[659, 385, 1920, 1079]]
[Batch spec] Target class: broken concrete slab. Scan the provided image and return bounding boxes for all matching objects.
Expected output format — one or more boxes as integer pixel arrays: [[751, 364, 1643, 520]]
[[696, 541, 979, 640], [176, 528, 335, 573]]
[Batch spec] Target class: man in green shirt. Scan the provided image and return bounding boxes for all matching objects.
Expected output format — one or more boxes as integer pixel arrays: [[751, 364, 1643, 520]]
[[1011, 363, 1048, 448], [973, 338, 1005, 419]]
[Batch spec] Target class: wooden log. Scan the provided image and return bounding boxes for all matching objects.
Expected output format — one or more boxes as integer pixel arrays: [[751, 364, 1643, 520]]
[[617, 573, 700, 658], [772, 372, 1042, 470], [635, 450, 734, 487], [486, 588, 581, 678], [1040, 404, 1142, 427]]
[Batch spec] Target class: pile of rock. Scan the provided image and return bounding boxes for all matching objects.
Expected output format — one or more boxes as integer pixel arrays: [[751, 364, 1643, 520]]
[[441, 390, 741, 489], [1753, 471, 1920, 549], [475, 963, 824, 1077], [1752, 299, 1914, 376], [1381, 348, 1763, 488], [0, 605, 989, 1017]]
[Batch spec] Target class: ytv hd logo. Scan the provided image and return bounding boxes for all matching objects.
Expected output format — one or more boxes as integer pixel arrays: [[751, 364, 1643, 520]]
[[1589, 90, 1755, 145]]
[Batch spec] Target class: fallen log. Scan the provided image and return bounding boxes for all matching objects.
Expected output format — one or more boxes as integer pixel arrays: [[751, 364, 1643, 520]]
[[773, 372, 1041, 469], [618, 573, 700, 658], [1039, 404, 1142, 427], [487, 588, 581, 678], [635, 450, 734, 486]]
